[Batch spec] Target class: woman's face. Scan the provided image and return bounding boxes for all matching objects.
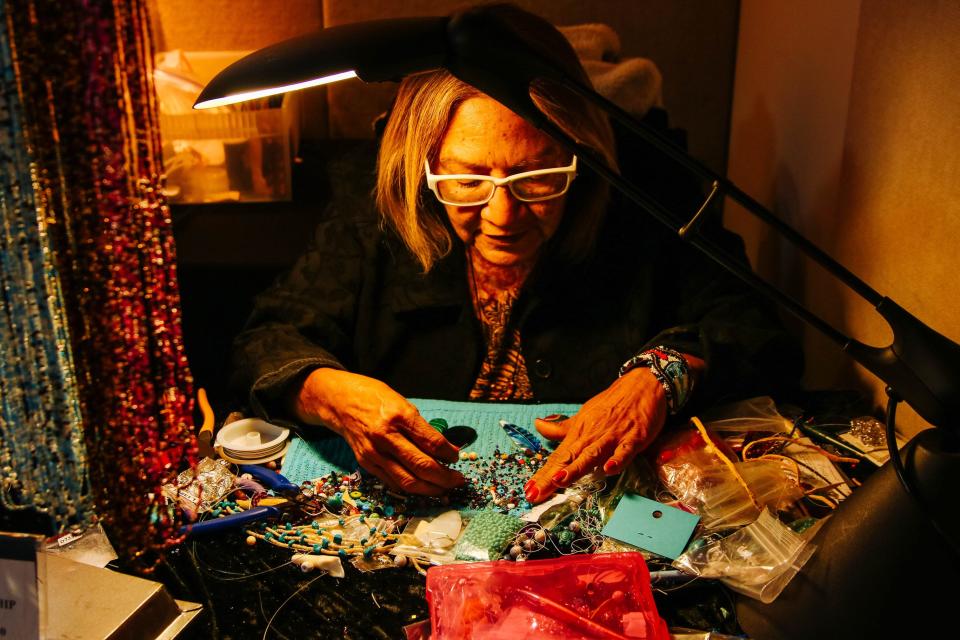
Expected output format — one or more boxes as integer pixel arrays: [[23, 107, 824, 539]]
[[434, 96, 570, 268]]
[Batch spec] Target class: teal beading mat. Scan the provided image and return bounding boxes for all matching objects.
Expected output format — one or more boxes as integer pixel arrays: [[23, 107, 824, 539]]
[[281, 398, 581, 484]]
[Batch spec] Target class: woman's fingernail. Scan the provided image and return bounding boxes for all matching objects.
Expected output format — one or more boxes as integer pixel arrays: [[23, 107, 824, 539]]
[[541, 414, 569, 423], [604, 459, 621, 475], [552, 470, 568, 485], [526, 486, 540, 502], [523, 479, 535, 493]]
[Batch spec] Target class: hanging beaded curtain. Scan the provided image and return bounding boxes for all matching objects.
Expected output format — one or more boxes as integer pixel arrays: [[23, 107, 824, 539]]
[[4, 0, 196, 568], [0, 6, 92, 532]]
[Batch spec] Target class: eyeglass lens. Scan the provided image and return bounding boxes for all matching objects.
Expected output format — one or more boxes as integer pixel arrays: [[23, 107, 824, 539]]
[[436, 172, 570, 204]]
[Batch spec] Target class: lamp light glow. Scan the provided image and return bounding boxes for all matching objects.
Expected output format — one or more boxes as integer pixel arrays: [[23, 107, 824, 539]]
[[193, 70, 357, 109]]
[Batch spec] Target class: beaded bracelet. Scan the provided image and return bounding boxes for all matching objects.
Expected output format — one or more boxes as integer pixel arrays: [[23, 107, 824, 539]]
[[618, 346, 693, 415]]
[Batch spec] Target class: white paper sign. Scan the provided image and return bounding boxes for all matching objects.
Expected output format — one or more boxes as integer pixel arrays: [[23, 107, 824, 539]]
[[0, 536, 40, 640]]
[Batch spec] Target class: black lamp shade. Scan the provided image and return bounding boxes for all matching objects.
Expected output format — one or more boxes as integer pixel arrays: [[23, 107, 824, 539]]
[[194, 17, 448, 109]]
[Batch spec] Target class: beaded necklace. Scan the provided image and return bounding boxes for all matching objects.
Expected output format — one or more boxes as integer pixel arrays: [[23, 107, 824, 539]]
[[467, 249, 534, 400], [0, 1, 92, 530], [5, 0, 195, 568]]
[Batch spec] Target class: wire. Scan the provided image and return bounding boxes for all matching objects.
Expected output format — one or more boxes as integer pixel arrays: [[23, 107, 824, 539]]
[[262, 573, 326, 640]]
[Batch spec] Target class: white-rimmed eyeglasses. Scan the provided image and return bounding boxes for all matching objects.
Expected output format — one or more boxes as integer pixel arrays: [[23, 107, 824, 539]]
[[425, 156, 577, 206]]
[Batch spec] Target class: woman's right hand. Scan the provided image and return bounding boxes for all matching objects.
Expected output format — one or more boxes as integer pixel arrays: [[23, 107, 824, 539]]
[[291, 368, 464, 496]]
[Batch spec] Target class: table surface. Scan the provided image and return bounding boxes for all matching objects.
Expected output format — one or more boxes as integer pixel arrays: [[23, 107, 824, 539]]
[[146, 393, 870, 639]]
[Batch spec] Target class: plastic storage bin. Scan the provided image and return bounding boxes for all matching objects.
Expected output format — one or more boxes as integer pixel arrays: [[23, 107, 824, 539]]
[[156, 51, 300, 203]]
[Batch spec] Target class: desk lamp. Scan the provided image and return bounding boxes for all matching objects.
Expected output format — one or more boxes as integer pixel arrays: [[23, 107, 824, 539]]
[[195, 5, 960, 637]]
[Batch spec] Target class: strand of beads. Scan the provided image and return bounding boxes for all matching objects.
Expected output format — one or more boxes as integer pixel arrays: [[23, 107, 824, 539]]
[[244, 513, 401, 560], [0, 1, 94, 532], [5, 0, 196, 567]]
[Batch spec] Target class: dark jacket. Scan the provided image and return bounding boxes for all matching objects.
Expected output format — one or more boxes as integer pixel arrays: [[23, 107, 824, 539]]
[[232, 200, 801, 423]]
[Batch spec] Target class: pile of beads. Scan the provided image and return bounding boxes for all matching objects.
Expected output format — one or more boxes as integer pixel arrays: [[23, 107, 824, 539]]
[[453, 446, 547, 513], [302, 444, 547, 517], [503, 485, 608, 561]]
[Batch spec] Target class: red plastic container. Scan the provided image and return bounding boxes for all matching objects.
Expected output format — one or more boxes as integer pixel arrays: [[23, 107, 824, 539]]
[[426, 552, 670, 639]]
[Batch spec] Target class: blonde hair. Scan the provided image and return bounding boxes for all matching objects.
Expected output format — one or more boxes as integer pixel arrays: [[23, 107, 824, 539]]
[[376, 46, 617, 273]]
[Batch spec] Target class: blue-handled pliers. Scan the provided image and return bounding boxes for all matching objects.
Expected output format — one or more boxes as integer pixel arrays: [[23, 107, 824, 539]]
[[181, 465, 319, 537]]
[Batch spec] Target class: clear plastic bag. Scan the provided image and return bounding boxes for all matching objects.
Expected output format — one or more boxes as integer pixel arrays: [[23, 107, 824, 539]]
[[453, 511, 525, 562], [657, 431, 802, 530], [673, 509, 817, 603], [391, 510, 463, 566]]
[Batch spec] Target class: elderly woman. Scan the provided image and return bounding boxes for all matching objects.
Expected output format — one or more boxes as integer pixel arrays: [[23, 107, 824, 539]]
[[231, 8, 800, 504]]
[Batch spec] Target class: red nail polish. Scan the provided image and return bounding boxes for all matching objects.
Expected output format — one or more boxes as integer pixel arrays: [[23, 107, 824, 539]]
[[526, 486, 539, 502], [523, 479, 535, 493], [542, 414, 568, 422], [604, 460, 621, 475], [552, 470, 568, 485]]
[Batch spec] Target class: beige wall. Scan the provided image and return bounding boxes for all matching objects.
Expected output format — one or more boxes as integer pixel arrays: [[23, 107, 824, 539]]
[[727, 0, 960, 434]]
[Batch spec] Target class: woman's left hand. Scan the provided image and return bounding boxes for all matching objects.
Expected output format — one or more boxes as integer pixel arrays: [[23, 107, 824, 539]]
[[524, 353, 703, 504]]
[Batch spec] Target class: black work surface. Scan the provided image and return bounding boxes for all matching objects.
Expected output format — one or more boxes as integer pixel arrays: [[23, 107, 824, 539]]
[[157, 533, 431, 639], [152, 532, 743, 639]]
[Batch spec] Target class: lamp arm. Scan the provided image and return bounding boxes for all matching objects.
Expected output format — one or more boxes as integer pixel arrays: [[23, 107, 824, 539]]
[[537, 83, 960, 429]]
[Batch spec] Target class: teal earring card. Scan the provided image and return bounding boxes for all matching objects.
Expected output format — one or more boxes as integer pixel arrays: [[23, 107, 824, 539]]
[[602, 493, 700, 560]]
